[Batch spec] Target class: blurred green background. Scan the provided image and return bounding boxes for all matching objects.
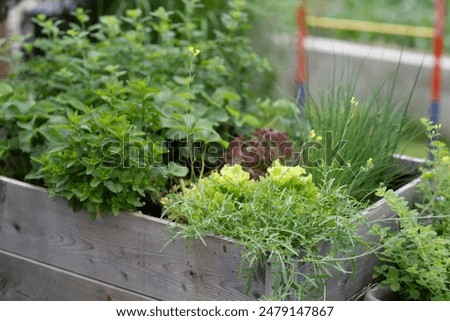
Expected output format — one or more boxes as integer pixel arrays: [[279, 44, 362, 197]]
[[252, 0, 448, 53]]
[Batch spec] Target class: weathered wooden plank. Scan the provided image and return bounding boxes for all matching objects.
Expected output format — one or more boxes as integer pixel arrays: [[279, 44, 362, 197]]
[[323, 177, 422, 300], [0, 156, 422, 301], [0, 176, 265, 301], [0, 249, 154, 300], [265, 156, 422, 300]]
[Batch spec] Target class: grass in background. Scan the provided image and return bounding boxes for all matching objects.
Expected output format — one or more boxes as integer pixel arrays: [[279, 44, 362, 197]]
[[399, 135, 428, 159], [398, 134, 450, 160]]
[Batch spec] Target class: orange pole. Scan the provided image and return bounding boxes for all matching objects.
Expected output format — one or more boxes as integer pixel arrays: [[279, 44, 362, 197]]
[[430, 0, 446, 124]]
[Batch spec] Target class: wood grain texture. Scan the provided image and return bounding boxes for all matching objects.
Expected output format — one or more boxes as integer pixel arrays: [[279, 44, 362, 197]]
[[265, 164, 422, 300], [0, 176, 265, 301], [0, 250, 154, 300], [324, 177, 422, 300], [0, 156, 422, 301]]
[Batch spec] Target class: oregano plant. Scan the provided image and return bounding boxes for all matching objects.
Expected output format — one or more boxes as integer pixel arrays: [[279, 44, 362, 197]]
[[371, 119, 450, 300], [372, 187, 450, 300], [27, 106, 170, 219]]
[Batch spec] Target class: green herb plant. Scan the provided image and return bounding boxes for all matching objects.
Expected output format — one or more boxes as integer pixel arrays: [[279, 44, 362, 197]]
[[0, 81, 58, 180], [417, 120, 450, 236], [0, 1, 279, 217], [289, 75, 421, 201], [28, 103, 171, 219], [371, 119, 450, 300], [162, 161, 367, 300], [11, 2, 270, 115]]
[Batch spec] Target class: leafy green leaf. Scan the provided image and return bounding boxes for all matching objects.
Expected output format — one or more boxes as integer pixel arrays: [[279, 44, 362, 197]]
[[0, 83, 13, 99], [167, 162, 189, 177]]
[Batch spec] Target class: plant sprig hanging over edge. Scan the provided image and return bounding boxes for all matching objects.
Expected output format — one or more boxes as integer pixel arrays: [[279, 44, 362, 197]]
[[371, 118, 450, 300], [162, 161, 367, 300]]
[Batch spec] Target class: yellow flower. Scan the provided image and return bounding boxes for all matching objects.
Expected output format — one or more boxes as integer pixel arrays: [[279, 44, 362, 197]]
[[351, 96, 359, 107], [188, 46, 201, 57], [309, 130, 322, 142], [361, 157, 374, 172]]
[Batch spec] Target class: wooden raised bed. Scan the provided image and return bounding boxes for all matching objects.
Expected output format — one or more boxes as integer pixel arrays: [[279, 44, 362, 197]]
[[0, 156, 422, 300]]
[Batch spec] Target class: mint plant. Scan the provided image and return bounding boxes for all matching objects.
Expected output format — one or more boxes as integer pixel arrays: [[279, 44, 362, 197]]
[[0, 1, 279, 217], [27, 105, 166, 219], [162, 161, 366, 300], [26, 78, 196, 218], [0, 81, 57, 180], [10, 2, 270, 122]]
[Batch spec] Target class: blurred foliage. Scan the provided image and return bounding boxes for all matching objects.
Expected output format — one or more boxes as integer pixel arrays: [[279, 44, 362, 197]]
[[86, 0, 230, 34], [247, 0, 448, 53], [307, 0, 448, 52]]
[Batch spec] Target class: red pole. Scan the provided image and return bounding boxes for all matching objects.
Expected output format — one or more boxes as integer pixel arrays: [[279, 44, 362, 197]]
[[296, 1, 308, 107], [430, 0, 446, 124]]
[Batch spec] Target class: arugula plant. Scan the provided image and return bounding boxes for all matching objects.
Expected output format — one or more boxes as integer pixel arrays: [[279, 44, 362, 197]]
[[371, 119, 450, 300], [162, 161, 367, 300]]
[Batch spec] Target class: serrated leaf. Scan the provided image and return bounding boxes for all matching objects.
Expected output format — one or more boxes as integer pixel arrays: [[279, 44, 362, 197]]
[[32, 100, 58, 113], [177, 92, 196, 101], [127, 196, 143, 207], [56, 94, 87, 111], [17, 117, 36, 131], [165, 128, 187, 140], [90, 177, 101, 188], [390, 282, 401, 292], [111, 203, 120, 216], [18, 130, 34, 153], [173, 76, 192, 86]]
